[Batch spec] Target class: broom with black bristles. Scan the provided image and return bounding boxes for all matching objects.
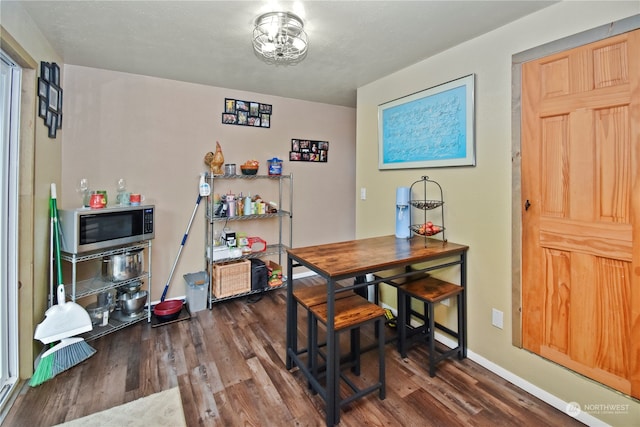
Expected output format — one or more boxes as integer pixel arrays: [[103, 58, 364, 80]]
[[30, 184, 96, 387]]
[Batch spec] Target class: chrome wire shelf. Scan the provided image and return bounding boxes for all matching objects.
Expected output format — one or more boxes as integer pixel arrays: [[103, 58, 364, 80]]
[[209, 279, 288, 303], [64, 273, 148, 300], [82, 309, 149, 342], [205, 173, 292, 308]]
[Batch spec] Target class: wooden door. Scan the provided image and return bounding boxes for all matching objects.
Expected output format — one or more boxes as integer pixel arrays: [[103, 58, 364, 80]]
[[521, 29, 640, 398]]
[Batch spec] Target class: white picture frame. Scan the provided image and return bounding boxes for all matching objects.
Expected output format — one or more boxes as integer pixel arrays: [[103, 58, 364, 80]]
[[378, 74, 475, 169]]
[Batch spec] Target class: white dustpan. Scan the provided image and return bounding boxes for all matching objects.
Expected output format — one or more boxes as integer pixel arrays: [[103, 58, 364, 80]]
[[34, 184, 92, 344], [34, 284, 92, 344]]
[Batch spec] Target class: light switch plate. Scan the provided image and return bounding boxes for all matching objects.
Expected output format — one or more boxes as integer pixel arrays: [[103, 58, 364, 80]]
[[492, 308, 504, 329]]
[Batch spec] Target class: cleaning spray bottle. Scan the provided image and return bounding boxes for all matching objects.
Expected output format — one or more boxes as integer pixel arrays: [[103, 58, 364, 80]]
[[199, 173, 210, 197]]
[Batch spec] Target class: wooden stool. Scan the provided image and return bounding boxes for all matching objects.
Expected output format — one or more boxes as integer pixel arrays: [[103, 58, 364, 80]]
[[309, 294, 386, 424], [371, 269, 420, 305], [373, 270, 431, 348], [397, 276, 466, 377], [292, 285, 358, 376]]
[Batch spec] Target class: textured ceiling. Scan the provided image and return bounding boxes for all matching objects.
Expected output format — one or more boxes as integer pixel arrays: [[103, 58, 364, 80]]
[[16, 1, 557, 107]]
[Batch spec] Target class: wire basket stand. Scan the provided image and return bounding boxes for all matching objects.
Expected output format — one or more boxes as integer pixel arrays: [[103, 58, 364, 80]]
[[409, 176, 446, 246]]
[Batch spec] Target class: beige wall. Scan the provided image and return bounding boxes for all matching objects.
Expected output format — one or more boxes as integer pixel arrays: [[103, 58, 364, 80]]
[[61, 66, 356, 301], [356, 2, 639, 426]]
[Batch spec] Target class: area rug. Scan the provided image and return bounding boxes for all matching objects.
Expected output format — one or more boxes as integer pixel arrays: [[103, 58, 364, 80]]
[[55, 387, 187, 427]]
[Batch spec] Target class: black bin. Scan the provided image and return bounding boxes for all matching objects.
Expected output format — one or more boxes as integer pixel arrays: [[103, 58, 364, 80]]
[[250, 259, 268, 291]]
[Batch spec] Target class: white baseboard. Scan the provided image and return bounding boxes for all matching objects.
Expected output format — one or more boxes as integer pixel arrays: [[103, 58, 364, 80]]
[[375, 301, 607, 426], [152, 271, 318, 307], [459, 345, 609, 427], [292, 271, 317, 280]]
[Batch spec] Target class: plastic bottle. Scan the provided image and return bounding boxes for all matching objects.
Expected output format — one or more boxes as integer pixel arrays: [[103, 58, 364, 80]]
[[226, 193, 236, 217], [199, 173, 210, 197], [236, 194, 243, 217], [244, 193, 252, 215]]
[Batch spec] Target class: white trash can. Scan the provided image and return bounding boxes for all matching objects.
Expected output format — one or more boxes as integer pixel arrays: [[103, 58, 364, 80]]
[[184, 271, 208, 312]]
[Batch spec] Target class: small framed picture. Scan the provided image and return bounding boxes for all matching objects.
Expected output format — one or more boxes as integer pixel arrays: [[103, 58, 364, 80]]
[[51, 63, 60, 86], [57, 89, 63, 112], [48, 84, 60, 112], [222, 113, 237, 124], [237, 111, 248, 125], [57, 112, 63, 130], [260, 113, 270, 128], [236, 100, 248, 112], [259, 103, 272, 114], [48, 113, 58, 138], [249, 102, 259, 117], [40, 62, 51, 83], [38, 98, 47, 119], [38, 78, 48, 98], [224, 98, 235, 113], [45, 110, 53, 127]]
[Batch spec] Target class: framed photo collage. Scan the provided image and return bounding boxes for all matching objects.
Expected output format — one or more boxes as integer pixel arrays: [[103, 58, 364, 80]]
[[38, 62, 63, 139], [222, 98, 272, 128], [289, 139, 328, 162]]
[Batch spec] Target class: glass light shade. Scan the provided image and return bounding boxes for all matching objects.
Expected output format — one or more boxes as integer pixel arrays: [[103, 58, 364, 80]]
[[253, 11, 308, 64]]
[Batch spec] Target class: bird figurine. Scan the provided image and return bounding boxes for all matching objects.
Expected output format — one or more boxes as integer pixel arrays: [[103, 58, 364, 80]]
[[205, 141, 225, 175]]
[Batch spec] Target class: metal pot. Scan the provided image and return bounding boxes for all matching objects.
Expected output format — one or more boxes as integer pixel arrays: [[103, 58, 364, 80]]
[[102, 249, 144, 282]]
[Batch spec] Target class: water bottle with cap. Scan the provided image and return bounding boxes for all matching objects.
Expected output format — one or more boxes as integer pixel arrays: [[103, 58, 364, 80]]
[[244, 193, 252, 215]]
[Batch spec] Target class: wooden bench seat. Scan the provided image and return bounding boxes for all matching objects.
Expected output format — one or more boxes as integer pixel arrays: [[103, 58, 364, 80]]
[[397, 276, 466, 377], [309, 294, 386, 423]]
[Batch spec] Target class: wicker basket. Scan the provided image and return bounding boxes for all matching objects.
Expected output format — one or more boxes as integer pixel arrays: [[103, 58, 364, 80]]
[[211, 259, 251, 298]]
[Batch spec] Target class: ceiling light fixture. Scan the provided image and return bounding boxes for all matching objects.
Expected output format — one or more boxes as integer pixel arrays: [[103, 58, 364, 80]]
[[252, 11, 308, 65]]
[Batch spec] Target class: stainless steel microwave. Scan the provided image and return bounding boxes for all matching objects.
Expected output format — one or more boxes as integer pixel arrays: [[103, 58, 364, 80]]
[[59, 205, 155, 254]]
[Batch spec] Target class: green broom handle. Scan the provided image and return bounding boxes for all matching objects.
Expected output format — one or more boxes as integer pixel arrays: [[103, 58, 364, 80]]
[[51, 184, 64, 299]]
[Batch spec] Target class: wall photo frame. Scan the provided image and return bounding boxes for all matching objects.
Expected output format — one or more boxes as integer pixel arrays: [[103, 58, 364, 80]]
[[289, 139, 328, 162], [38, 61, 63, 139], [222, 98, 271, 128], [378, 74, 475, 169]]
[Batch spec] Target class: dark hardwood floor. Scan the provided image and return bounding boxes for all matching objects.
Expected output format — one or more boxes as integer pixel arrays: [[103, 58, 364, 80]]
[[4, 276, 583, 426]]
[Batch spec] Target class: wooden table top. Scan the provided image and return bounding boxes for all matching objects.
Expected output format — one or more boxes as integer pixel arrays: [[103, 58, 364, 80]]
[[287, 235, 468, 279]]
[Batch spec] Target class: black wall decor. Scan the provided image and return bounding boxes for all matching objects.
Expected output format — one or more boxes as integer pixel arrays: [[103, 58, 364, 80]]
[[289, 139, 328, 162], [38, 62, 63, 138], [222, 98, 271, 128]]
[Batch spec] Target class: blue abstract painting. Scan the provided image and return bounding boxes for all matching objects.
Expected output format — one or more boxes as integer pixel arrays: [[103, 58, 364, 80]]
[[378, 74, 475, 169]]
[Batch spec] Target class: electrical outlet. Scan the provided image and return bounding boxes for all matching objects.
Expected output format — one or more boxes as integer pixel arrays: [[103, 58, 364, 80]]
[[360, 187, 367, 200], [492, 308, 504, 329]]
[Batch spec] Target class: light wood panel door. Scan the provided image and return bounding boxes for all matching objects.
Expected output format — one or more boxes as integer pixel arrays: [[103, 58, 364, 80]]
[[521, 29, 640, 398]]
